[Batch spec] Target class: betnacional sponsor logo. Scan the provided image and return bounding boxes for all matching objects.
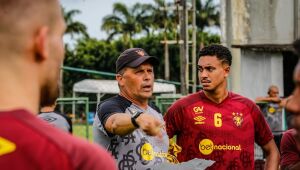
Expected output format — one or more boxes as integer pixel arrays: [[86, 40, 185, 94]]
[[141, 143, 155, 161], [140, 143, 179, 163], [199, 139, 241, 155]]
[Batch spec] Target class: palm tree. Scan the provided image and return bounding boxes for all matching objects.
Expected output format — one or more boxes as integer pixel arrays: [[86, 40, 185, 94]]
[[60, 8, 88, 112], [151, 0, 177, 33], [149, 0, 178, 80], [132, 2, 156, 37], [101, 3, 145, 48], [196, 0, 220, 31], [63, 8, 89, 38]]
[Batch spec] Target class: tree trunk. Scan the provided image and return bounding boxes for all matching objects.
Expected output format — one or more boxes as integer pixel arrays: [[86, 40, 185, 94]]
[[164, 35, 170, 80], [179, 0, 188, 95]]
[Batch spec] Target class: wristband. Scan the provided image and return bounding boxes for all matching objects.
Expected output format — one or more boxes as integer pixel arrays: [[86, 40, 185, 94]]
[[129, 109, 143, 128]]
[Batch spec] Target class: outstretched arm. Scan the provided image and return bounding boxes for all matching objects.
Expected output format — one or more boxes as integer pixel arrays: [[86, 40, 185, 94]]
[[105, 112, 163, 137], [255, 96, 281, 103]]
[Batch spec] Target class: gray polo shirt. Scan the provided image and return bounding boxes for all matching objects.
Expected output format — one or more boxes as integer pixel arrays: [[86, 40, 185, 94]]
[[38, 112, 72, 133], [93, 95, 169, 170]]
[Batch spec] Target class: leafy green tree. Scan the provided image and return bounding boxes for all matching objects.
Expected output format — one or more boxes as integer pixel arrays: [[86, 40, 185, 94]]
[[63, 8, 89, 38], [63, 33, 219, 96], [146, 0, 177, 35], [130, 3, 154, 36], [63, 38, 119, 96], [60, 7, 88, 105], [196, 0, 220, 31], [62, 0, 221, 96], [101, 3, 144, 48]]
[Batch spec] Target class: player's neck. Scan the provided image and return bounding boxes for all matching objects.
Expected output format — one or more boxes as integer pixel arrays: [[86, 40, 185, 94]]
[[204, 88, 229, 104], [0, 62, 39, 114], [40, 106, 55, 113]]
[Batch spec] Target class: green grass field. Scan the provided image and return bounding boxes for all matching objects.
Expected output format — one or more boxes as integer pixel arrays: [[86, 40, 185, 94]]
[[73, 124, 93, 141]]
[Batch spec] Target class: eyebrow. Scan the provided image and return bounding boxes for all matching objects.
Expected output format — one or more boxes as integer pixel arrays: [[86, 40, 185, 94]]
[[197, 65, 215, 68], [135, 65, 153, 69]]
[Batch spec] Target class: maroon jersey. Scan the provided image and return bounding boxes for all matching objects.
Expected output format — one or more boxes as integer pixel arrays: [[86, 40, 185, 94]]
[[280, 129, 300, 169], [0, 109, 116, 170], [164, 91, 273, 170]]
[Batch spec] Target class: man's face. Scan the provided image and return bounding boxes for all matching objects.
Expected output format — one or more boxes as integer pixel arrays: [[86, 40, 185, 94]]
[[198, 56, 229, 92], [118, 62, 154, 101], [40, 5, 66, 107], [269, 87, 279, 98]]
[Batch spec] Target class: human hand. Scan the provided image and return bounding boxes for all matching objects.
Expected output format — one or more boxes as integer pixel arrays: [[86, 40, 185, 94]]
[[135, 113, 163, 137], [270, 97, 281, 103], [280, 95, 294, 107]]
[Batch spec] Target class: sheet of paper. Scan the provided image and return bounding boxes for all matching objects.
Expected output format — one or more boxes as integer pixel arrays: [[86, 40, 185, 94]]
[[153, 158, 215, 170]]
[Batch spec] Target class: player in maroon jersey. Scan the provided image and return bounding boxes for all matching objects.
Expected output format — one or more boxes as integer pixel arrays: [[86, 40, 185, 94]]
[[164, 44, 279, 170], [280, 39, 300, 170], [0, 0, 116, 169]]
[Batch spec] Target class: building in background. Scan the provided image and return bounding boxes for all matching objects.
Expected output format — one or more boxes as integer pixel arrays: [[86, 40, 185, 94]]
[[221, 0, 300, 99]]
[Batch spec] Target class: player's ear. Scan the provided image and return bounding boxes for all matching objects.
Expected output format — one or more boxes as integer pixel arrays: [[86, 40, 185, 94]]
[[34, 26, 49, 62], [116, 74, 124, 86], [224, 65, 230, 77]]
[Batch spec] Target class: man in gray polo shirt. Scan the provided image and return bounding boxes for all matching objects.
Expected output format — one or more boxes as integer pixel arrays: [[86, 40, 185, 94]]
[[39, 103, 72, 133], [93, 48, 171, 170]]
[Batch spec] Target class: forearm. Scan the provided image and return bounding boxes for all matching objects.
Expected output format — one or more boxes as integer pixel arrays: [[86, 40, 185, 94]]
[[264, 146, 280, 169], [256, 97, 280, 103], [255, 97, 270, 103], [106, 113, 136, 136], [105, 112, 163, 137], [264, 152, 280, 170]]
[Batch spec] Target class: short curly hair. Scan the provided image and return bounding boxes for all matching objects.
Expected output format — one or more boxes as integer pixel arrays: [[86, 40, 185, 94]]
[[198, 44, 232, 66]]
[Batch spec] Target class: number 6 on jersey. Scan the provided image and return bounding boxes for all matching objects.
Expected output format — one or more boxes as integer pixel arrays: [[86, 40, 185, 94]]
[[214, 113, 222, 127]]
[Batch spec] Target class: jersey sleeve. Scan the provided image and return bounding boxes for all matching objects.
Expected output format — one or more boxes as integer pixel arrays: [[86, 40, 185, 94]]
[[280, 131, 300, 168], [97, 100, 124, 127], [164, 102, 184, 138], [96, 100, 126, 137], [251, 103, 274, 146]]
